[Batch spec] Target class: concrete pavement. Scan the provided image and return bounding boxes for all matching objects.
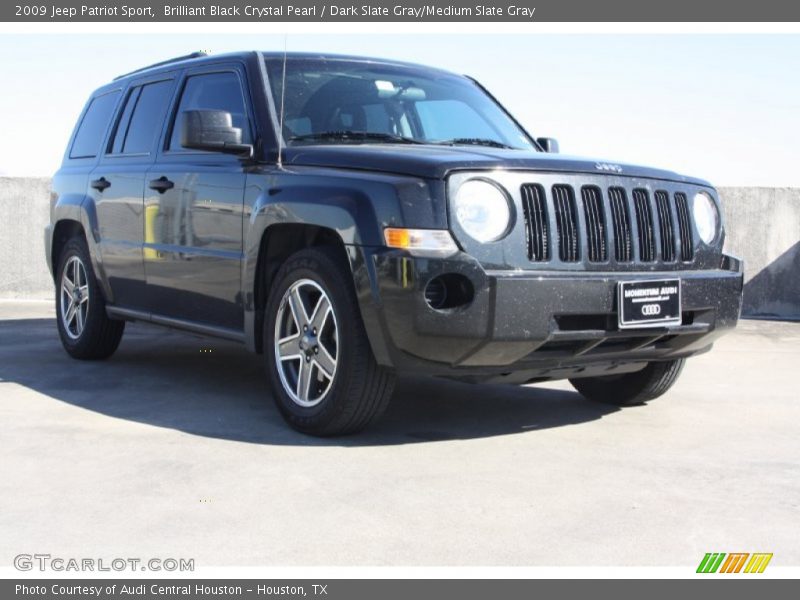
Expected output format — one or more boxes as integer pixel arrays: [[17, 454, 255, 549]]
[[0, 300, 798, 567]]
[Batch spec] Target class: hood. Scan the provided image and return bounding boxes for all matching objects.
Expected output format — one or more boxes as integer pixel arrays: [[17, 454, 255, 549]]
[[282, 144, 711, 187]]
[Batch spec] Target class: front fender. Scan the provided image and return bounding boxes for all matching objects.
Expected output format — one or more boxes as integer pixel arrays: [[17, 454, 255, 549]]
[[241, 170, 445, 359], [242, 180, 380, 300]]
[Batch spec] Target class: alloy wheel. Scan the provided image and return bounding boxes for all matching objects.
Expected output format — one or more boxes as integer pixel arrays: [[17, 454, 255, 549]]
[[60, 255, 89, 340], [274, 279, 339, 407]]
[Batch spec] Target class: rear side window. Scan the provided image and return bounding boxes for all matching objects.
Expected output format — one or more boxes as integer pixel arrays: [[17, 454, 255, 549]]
[[70, 91, 120, 159], [169, 71, 251, 151], [110, 80, 174, 155]]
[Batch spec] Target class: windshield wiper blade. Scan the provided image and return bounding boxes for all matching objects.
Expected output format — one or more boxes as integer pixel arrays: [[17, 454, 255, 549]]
[[288, 131, 424, 144], [435, 138, 515, 149]]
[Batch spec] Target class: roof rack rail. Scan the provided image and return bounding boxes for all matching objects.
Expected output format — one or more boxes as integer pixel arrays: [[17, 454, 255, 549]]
[[113, 51, 210, 81]]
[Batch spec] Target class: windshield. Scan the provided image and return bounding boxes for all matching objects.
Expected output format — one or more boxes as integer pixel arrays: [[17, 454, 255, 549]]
[[263, 56, 536, 150]]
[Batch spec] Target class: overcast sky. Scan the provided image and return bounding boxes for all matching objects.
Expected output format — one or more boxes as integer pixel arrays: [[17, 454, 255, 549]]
[[0, 33, 798, 186]]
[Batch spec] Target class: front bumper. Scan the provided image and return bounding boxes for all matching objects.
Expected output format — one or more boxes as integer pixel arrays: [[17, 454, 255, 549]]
[[358, 248, 743, 382]]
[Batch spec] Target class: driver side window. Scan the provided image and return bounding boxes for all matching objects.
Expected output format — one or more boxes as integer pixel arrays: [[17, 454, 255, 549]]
[[169, 71, 251, 151]]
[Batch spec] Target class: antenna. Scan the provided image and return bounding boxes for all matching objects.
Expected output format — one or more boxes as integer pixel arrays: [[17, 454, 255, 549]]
[[277, 36, 288, 169]]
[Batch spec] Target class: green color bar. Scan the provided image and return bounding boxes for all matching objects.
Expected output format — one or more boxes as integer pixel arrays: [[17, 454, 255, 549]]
[[709, 553, 726, 573], [697, 553, 713, 573], [697, 553, 726, 573]]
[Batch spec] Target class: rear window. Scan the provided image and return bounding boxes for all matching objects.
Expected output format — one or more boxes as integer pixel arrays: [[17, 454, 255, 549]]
[[70, 91, 120, 159]]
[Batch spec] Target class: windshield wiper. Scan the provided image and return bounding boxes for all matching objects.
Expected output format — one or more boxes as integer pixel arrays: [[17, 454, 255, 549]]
[[288, 131, 424, 145], [435, 138, 515, 149]]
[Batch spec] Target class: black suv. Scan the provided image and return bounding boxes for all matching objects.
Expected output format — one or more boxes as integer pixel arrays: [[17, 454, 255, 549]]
[[46, 51, 743, 435]]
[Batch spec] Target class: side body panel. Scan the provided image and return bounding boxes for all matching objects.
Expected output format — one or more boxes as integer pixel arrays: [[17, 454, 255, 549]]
[[89, 160, 150, 306]]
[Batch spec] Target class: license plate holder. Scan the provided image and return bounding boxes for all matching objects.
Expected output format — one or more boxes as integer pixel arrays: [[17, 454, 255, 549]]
[[617, 279, 682, 329]]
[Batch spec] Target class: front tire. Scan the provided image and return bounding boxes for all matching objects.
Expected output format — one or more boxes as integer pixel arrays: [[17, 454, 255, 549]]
[[569, 359, 686, 406], [55, 237, 124, 360], [263, 247, 395, 436]]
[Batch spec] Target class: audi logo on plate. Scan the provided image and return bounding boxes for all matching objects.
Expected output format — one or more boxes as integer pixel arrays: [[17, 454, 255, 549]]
[[641, 304, 662, 316]]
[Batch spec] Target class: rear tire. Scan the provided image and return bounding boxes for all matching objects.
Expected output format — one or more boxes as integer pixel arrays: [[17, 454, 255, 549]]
[[55, 237, 124, 360], [263, 247, 396, 436], [569, 359, 686, 406]]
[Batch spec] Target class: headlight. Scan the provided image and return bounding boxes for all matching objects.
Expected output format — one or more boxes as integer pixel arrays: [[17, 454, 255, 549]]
[[454, 179, 512, 243], [692, 191, 719, 245]]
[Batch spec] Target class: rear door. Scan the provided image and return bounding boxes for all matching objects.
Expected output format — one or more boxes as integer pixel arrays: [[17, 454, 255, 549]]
[[143, 65, 253, 332], [90, 75, 177, 308]]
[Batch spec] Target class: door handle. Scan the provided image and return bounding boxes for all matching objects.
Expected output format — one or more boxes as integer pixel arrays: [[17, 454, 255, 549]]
[[90, 177, 111, 192], [148, 176, 174, 193]]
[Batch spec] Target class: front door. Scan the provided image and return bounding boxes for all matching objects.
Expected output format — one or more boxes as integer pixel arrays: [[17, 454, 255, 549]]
[[143, 67, 252, 332]]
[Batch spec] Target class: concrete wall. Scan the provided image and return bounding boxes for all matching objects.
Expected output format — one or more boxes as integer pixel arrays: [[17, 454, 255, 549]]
[[1, 178, 798, 318], [719, 187, 800, 319], [0, 177, 53, 299]]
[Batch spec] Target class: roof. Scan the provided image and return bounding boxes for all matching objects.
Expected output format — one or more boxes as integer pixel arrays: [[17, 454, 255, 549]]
[[112, 50, 459, 83]]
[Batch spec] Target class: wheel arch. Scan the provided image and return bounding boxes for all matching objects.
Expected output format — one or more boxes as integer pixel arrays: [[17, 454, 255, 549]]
[[51, 219, 87, 281], [48, 192, 113, 302], [249, 222, 353, 354]]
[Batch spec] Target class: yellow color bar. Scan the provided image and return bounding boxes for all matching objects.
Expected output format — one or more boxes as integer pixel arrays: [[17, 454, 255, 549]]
[[744, 553, 773, 573]]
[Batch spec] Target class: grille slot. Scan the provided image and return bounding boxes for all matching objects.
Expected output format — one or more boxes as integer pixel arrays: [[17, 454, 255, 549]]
[[521, 184, 550, 261], [552, 185, 580, 262], [654, 190, 676, 262], [674, 192, 694, 261], [632, 189, 656, 262], [580, 186, 607, 262], [608, 187, 632, 262]]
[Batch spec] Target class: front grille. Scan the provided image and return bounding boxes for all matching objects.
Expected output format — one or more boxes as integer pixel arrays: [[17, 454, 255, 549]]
[[632, 189, 656, 262], [674, 192, 694, 261], [654, 190, 676, 262], [552, 184, 580, 262], [520, 184, 549, 261], [608, 187, 633, 262], [518, 182, 699, 267], [581, 186, 607, 262]]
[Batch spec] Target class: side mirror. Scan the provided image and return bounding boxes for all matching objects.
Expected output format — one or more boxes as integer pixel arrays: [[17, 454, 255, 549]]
[[180, 110, 253, 157], [536, 137, 559, 153]]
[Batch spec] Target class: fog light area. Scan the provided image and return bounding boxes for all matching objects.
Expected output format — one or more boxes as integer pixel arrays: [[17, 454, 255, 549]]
[[423, 274, 474, 310]]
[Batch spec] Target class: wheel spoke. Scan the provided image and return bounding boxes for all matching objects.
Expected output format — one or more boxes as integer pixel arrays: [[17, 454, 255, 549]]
[[314, 345, 336, 379], [65, 301, 77, 326], [288, 287, 309, 329], [309, 295, 331, 333], [277, 334, 302, 361], [75, 304, 85, 333], [296, 359, 314, 401]]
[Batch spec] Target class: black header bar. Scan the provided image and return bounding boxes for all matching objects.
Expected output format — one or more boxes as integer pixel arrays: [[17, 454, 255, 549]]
[[2, 578, 794, 600], [5, 0, 800, 22]]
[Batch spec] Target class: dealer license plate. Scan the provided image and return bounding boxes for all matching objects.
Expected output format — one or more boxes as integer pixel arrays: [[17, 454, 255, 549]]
[[617, 279, 682, 329]]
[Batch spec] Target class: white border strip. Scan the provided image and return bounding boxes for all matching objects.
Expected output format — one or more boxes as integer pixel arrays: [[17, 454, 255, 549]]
[[2, 566, 799, 579]]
